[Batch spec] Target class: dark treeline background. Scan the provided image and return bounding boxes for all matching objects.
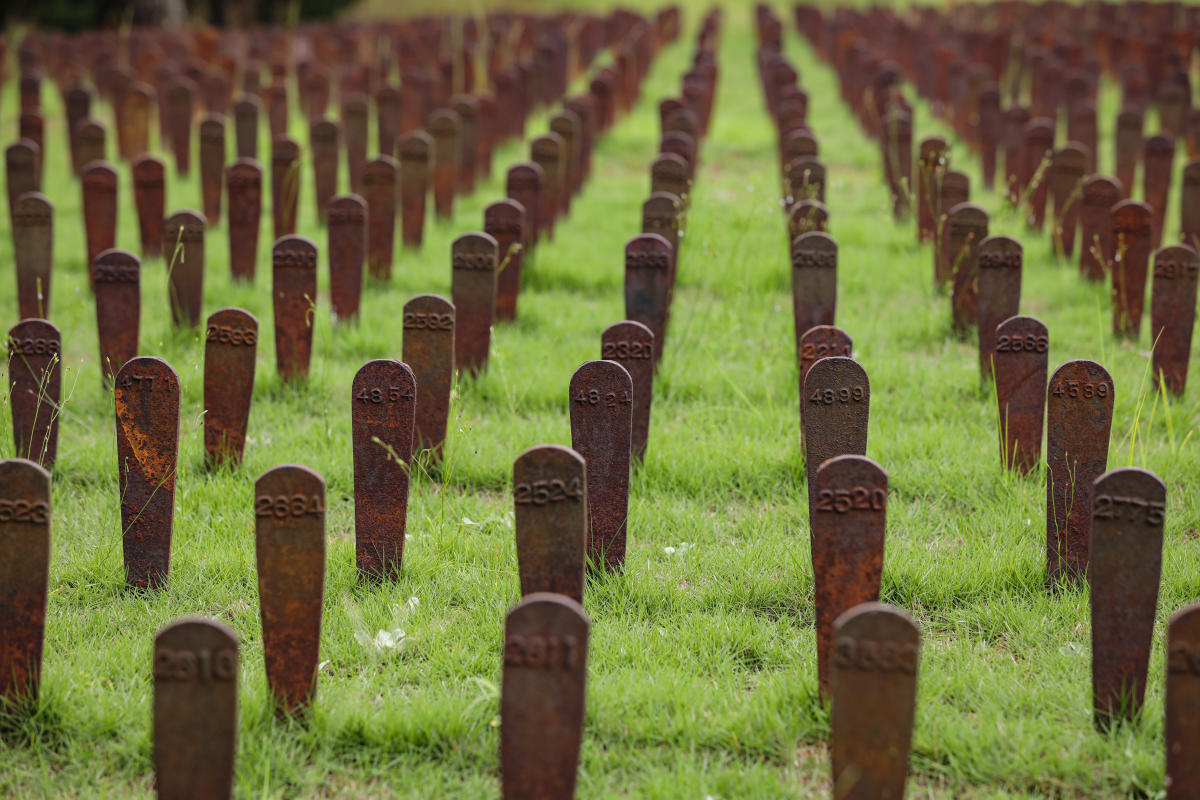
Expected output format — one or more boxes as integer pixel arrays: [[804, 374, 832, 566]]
[[2, 0, 348, 30]]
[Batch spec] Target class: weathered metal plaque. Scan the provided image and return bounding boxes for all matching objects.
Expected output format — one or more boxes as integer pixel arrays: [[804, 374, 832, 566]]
[[506, 162, 543, 252], [451, 95, 479, 195], [428, 109, 461, 220], [1143, 134, 1175, 249], [1021, 119, 1054, 230], [1046, 359, 1114, 584], [569, 360, 633, 572], [1090, 467, 1165, 727], [513, 445, 587, 602], [946, 203, 989, 334], [812, 455, 887, 695], [203, 308, 257, 467], [976, 236, 1023, 379], [601, 321, 654, 461], [163, 210, 206, 327], [1150, 245, 1200, 396], [7, 319, 61, 467], [131, 154, 165, 259], [115, 356, 180, 590], [1049, 144, 1088, 257], [993, 315, 1048, 474], [376, 84, 400, 157], [791, 231, 837, 354], [0, 458, 51, 706], [198, 115, 225, 225], [310, 119, 340, 223], [642, 192, 682, 274], [1167, 603, 1200, 798], [6, 141, 39, 229], [485, 199, 526, 322], [451, 232, 498, 375], [1183, 160, 1200, 253], [1080, 176, 1122, 282], [1068, 103, 1098, 172], [363, 156, 397, 281], [272, 235, 318, 381], [548, 110, 579, 209], [788, 199, 828, 239], [153, 617, 238, 800], [651, 152, 690, 203], [531, 134, 564, 239], [624, 233, 673, 364], [66, 87, 92, 174], [234, 96, 260, 160], [935, 171, 971, 287], [265, 84, 288, 141], [93, 249, 140, 383], [343, 95, 368, 194], [1110, 200, 1154, 338], [255, 464, 325, 714], [398, 131, 432, 248], [978, 84, 1001, 189], [916, 136, 947, 243], [76, 118, 107, 175], [352, 359, 416, 580], [802, 357, 869, 510], [830, 602, 920, 800], [327, 194, 366, 322], [225, 158, 261, 282], [882, 111, 912, 219], [1115, 108, 1143, 199], [402, 294, 455, 457], [500, 592, 589, 800], [120, 84, 152, 160], [270, 137, 300, 240], [799, 326, 853, 390], [12, 192, 52, 319], [82, 161, 118, 285]]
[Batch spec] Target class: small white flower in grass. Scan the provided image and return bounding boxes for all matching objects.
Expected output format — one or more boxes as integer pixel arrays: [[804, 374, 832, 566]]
[[1025, 518, 1032, 525], [663, 546, 676, 554], [318, 660, 331, 673], [664, 541, 694, 555], [462, 516, 479, 526], [356, 627, 410, 652]]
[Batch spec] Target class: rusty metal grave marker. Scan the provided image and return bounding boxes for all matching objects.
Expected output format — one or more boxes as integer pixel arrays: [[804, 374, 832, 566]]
[[8, 320, 61, 468], [428, 109, 461, 220], [6, 141, 40, 227], [1144, 135, 1176, 249], [82, 161, 118, 285], [203, 308, 257, 467], [153, 617, 238, 800], [364, 156, 397, 281], [1150, 245, 1200, 396], [451, 232, 498, 375], [799, 325, 853, 393], [1184, 161, 1200, 253], [199, 115, 225, 225], [115, 356, 180, 590], [934, 171, 970, 287], [548, 110, 579, 209], [979, 85, 1001, 189], [164, 210, 206, 328], [167, 82, 196, 175], [272, 235, 318, 381], [12, 192, 53, 319], [882, 111, 912, 219], [1050, 144, 1089, 257], [402, 295, 454, 457], [94, 249, 140, 384], [1115, 108, 1142, 199], [376, 85, 400, 158], [255, 464, 325, 714], [1069, 103, 1099, 173], [802, 357, 869, 510], [500, 592, 589, 800], [1111, 200, 1153, 338], [651, 153, 690, 204], [791, 231, 837, 354], [0, 458, 51, 708], [602, 321, 655, 462], [120, 85, 152, 161], [485, 200, 527, 322], [1022, 119, 1054, 231], [830, 602, 920, 800], [265, 84, 288, 141], [1046, 359, 1114, 584], [352, 360, 416, 580], [946, 204, 989, 334], [993, 316, 1048, 474], [271, 137, 300, 240], [569, 360, 633, 573], [786, 157, 825, 205], [812, 455, 887, 695], [977, 236, 1023, 379], [343, 95, 368, 194], [513, 445, 587, 603], [132, 155, 165, 259], [76, 118, 107, 175], [310, 119, 340, 223], [506, 162, 543, 253], [234, 96, 260, 160], [328, 194, 366, 322], [788, 199, 828, 239], [226, 158, 262, 282], [624, 233, 673, 365], [1167, 603, 1200, 797], [1080, 176, 1123, 282], [452, 96, 479, 196], [531, 134, 564, 239], [66, 87, 92, 174], [917, 136, 948, 243], [398, 131, 432, 248], [1090, 467, 1165, 728]]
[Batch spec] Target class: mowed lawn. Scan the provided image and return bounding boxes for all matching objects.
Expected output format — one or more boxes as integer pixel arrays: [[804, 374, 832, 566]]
[[2, 3, 1200, 798]]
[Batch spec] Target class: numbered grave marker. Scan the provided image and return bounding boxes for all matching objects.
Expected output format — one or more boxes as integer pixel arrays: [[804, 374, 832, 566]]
[[1049, 144, 1088, 257], [994, 316, 1048, 474], [1115, 108, 1142, 199], [164, 210, 206, 327], [548, 110, 579, 209], [0, 459, 51, 707], [352, 360, 416, 580], [1167, 603, 1200, 798], [1021, 118, 1053, 230], [343, 95, 368, 194], [786, 157, 825, 205], [272, 235, 318, 381], [132, 155, 166, 259], [7, 320, 61, 468], [506, 162, 543, 252], [976, 236, 1022, 378], [199, 115, 225, 225], [601, 321, 655, 462], [66, 87, 92, 174], [451, 95, 479, 195], [12, 192, 52, 319], [485, 199, 527, 322], [115, 356, 180, 589], [271, 137, 300, 240], [791, 231, 837, 350], [513, 445, 587, 603], [234, 96, 260, 160], [398, 131, 432, 248], [203, 308, 257, 467], [363, 156, 397, 281], [310, 119, 340, 223], [1182, 161, 1200, 254], [428, 109, 461, 219], [402, 295, 455, 457], [328, 194, 366, 322], [1003, 106, 1031, 200], [225, 158, 262, 281], [82, 161, 118, 286], [77, 118, 107, 175], [802, 357, 869, 510], [934, 170, 970, 286], [1080, 176, 1122, 281], [624, 233, 673, 364], [1111, 200, 1153, 338], [916, 136, 947, 243], [650, 153, 690, 203], [94, 249, 140, 383], [6, 140, 39, 228], [531, 133, 564, 238], [1143, 134, 1175, 249], [799, 325, 853, 392], [451, 232, 498, 375], [946, 204, 989, 333], [1150, 245, 1200, 396], [255, 465, 325, 713], [788, 198, 828, 239]]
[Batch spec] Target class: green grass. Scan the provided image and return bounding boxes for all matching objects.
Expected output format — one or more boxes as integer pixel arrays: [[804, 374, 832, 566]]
[[2, 3, 1200, 798]]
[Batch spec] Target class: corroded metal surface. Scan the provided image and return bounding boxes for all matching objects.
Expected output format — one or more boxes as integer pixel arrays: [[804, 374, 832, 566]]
[[1183, 161, 1200, 254], [6, 140, 39, 229], [1150, 245, 1200, 396], [452, 95, 479, 196], [651, 153, 690, 203], [199, 115, 225, 225], [513, 445, 587, 603], [363, 156, 397, 281], [602, 321, 655, 462], [881, 111, 912, 219], [1002, 106, 1030, 202], [791, 231, 837, 350], [548, 111, 579, 210], [946, 203, 989, 334], [569, 360, 633, 572], [1090, 467, 1165, 727], [1115, 108, 1142, 199], [830, 602, 919, 800], [500, 592, 589, 800], [82, 161, 118, 286], [272, 235, 318, 381], [1167, 603, 1200, 799], [787, 199, 828, 239], [507, 162, 543, 253], [343, 95, 368, 194], [352, 359, 416, 580], [255, 464, 325, 714], [132, 155, 165, 259], [234, 97, 260, 160], [993, 316, 1048, 474], [933, 170, 969, 286], [786, 157, 825, 205], [1080, 176, 1122, 282], [203, 308, 257, 467], [328, 194, 366, 322], [1049, 144, 1088, 257], [1143, 134, 1175, 249], [76, 119, 107, 177], [12, 191, 52, 319], [398, 131, 432, 248], [93, 249, 140, 383], [309, 119, 340, 223], [451, 232, 498, 375], [799, 326, 853, 391], [153, 618, 238, 800], [976, 236, 1022, 379], [1021, 119, 1053, 230], [485, 200, 527, 322], [7, 319, 61, 468], [163, 209, 206, 327], [225, 158, 262, 282], [402, 294, 455, 457], [0, 458, 51, 707], [115, 356, 180, 589], [1111, 200, 1153, 338], [802, 356, 869, 511], [531, 134, 564, 239], [812, 455, 887, 695], [1046, 359, 1114, 584], [624, 233, 673, 365], [270, 137, 300, 240], [428, 109, 461, 220]]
